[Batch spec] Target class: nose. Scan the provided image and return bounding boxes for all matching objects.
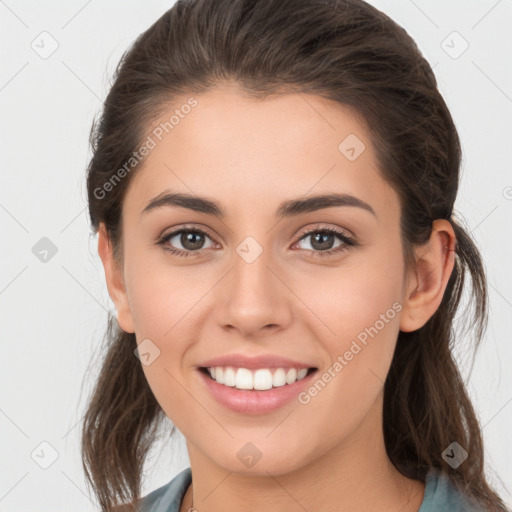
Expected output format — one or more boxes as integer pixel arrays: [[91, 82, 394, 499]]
[[216, 239, 293, 338]]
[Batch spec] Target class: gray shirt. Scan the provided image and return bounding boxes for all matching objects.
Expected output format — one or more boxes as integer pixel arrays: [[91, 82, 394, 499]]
[[136, 466, 483, 511]]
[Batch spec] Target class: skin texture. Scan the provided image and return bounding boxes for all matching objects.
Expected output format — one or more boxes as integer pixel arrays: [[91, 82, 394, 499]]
[[98, 82, 456, 512]]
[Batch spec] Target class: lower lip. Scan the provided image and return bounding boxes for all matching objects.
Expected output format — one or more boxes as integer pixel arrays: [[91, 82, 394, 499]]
[[197, 368, 317, 415]]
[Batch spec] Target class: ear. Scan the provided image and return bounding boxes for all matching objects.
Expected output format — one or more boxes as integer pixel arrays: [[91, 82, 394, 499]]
[[97, 222, 135, 333], [399, 219, 456, 332]]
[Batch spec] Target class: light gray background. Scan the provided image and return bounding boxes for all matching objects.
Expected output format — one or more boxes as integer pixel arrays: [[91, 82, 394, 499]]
[[0, 1, 511, 510]]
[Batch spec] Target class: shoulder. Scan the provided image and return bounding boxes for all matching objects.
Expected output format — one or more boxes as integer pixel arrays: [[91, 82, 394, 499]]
[[112, 504, 139, 512], [110, 467, 192, 512], [419, 468, 485, 512], [136, 467, 192, 512]]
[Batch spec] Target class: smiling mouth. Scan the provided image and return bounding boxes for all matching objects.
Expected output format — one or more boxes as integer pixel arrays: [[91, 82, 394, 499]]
[[199, 366, 318, 391]]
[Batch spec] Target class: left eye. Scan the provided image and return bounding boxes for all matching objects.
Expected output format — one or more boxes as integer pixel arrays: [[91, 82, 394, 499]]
[[292, 228, 357, 256]]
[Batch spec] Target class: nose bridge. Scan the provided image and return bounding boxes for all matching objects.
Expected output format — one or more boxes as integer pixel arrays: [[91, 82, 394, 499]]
[[234, 235, 272, 293], [231, 234, 277, 305], [218, 233, 291, 334]]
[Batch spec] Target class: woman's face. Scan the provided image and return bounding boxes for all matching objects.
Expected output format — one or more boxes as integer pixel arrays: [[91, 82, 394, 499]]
[[109, 82, 413, 475]]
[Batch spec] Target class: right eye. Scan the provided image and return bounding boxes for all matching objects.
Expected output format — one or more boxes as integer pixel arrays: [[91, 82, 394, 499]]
[[157, 228, 217, 257]]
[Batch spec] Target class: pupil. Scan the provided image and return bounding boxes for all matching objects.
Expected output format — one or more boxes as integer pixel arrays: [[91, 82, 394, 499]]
[[312, 232, 333, 250], [182, 231, 204, 250]]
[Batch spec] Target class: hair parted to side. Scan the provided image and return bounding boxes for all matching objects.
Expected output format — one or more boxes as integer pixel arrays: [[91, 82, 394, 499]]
[[81, 0, 509, 510]]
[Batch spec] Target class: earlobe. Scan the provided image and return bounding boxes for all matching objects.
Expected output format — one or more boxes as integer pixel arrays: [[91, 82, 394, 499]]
[[399, 219, 456, 333], [97, 222, 136, 333]]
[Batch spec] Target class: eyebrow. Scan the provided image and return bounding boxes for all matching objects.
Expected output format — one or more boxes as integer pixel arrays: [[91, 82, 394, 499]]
[[140, 190, 376, 219]]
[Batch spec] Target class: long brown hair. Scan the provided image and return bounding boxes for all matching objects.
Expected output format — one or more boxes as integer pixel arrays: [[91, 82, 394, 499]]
[[81, 0, 509, 510]]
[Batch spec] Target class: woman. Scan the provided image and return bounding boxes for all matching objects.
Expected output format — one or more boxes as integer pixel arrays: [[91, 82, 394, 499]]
[[81, 0, 509, 510]]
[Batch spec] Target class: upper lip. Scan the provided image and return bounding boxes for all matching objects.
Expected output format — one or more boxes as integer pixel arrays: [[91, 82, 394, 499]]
[[198, 353, 317, 370]]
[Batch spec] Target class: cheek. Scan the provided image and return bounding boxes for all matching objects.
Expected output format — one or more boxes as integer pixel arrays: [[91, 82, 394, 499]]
[[129, 267, 200, 429], [125, 245, 213, 336], [294, 242, 404, 345], [124, 252, 215, 423], [138, 355, 198, 437], [292, 246, 404, 413]]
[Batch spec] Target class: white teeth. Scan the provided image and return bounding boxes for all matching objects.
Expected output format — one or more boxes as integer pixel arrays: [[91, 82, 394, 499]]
[[286, 368, 297, 384], [272, 368, 287, 387], [236, 368, 255, 389], [223, 367, 236, 387], [297, 368, 308, 380], [206, 366, 311, 390], [254, 369, 273, 390]]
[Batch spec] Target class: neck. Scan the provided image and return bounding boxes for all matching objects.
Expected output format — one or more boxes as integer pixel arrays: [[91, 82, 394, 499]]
[[180, 392, 425, 512]]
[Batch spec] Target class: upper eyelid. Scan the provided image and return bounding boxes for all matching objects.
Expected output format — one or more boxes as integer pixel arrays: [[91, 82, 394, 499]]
[[295, 224, 353, 239]]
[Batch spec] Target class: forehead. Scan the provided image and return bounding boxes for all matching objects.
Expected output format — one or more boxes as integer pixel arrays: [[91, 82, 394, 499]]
[[123, 84, 399, 224]]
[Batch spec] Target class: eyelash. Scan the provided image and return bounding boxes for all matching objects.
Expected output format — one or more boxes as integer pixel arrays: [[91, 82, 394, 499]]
[[157, 224, 358, 259]]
